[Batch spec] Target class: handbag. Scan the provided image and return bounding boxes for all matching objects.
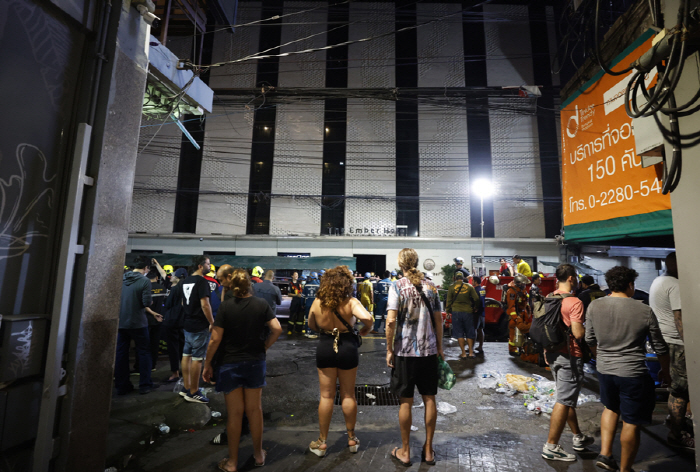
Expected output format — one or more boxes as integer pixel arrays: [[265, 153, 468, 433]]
[[333, 310, 362, 347]]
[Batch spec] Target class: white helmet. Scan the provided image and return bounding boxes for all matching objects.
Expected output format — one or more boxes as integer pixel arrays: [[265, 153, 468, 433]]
[[425, 272, 433, 280], [488, 275, 500, 285], [454, 257, 465, 265]]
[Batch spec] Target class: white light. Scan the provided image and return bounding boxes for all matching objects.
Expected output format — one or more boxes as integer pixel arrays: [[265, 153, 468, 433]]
[[472, 178, 493, 197]]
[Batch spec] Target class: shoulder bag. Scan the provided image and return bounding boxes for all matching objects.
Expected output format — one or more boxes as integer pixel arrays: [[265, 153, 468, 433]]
[[333, 309, 362, 347]]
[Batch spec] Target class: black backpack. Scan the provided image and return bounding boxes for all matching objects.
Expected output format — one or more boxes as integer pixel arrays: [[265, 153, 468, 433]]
[[529, 293, 571, 350]]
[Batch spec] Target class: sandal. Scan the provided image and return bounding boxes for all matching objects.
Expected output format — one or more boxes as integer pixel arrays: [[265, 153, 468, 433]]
[[421, 448, 436, 465], [217, 458, 236, 472], [254, 450, 267, 467], [348, 430, 360, 453], [309, 437, 327, 457], [391, 447, 412, 467]]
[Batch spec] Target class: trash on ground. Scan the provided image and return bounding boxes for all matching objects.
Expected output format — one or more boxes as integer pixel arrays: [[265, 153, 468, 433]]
[[437, 402, 457, 414], [105, 468, 118, 472], [410, 425, 419, 431], [211, 411, 222, 418], [413, 401, 424, 409], [172, 378, 184, 393], [158, 423, 170, 434], [583, 363, 596, 374], [479, 371, 599, 415], [365, 393, 376, 399]]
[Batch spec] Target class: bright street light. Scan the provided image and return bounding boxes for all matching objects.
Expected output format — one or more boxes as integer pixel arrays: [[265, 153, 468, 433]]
[[472, 178, 493, 197], [472, 178, 492, 277]]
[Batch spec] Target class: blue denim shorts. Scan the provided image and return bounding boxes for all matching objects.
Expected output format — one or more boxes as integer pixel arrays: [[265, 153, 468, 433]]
[[216, 360, 267, 394], [183, 329, 210, 361], [597, 372, 655, 425], [452, 312, 476, 340]]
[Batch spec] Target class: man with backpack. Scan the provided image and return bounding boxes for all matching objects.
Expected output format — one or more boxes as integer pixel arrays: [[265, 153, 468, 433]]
[[536, 264, 594, 462], [577, 275, 608, 313]]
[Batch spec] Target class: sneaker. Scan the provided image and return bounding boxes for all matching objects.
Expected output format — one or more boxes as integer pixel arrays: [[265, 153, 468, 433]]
[[542, 444, 576, 462], [572, 433, 595, 451], [668, 431, 695, 449], [184, 389, 210, 404], [178, 386, 189, 397], [595, 453, 619, 470]]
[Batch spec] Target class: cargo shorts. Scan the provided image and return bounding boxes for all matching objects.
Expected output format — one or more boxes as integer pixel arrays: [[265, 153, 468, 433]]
[[670, 344, 689, 401]]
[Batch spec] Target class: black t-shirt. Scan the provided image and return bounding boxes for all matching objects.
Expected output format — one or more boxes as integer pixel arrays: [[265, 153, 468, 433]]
[[181, 275, 212, 332], [214, 296, 275, 364], [149, 281, 166, 326]]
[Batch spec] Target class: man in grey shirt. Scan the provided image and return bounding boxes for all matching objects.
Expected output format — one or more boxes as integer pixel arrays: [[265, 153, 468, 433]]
[[649, 252, 691, 448], [586, 266, 670, 472], [253, 269, 282, 316]]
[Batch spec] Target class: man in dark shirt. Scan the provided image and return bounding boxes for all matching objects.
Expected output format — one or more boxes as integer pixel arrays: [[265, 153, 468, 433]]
[[115, 256, 154, 395], [577, 275, 608, 312], [454, 256, 470, 279], [179, 255, 214, 403], [253, 270, 282, 316], [287, 272, 304, 335]]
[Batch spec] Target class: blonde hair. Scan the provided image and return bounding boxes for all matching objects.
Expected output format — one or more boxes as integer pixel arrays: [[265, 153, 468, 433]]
[[398, 248, 423, 287], [230, 268, 252, 297]]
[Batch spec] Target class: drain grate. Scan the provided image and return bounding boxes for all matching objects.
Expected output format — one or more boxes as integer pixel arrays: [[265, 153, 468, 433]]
[[334, 385, 400, 406]]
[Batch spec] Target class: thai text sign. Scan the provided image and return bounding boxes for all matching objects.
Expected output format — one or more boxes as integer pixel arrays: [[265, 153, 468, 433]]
[[561, 31, 671, 228]]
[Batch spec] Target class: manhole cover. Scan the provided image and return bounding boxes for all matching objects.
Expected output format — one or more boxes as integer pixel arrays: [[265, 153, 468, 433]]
[[334, 385, 400, 406]]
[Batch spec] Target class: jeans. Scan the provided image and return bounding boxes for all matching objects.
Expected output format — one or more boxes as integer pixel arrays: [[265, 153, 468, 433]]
[[135, 324, 163, 371], [115, 327, 152, 392]]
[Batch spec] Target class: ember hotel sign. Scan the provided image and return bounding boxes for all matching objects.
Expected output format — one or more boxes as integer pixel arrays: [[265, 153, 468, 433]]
[[326, 225, 409, 237]]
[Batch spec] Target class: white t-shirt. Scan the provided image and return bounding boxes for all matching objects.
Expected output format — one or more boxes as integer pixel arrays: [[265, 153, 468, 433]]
[[387, 278, 439, 357], [649, 275, 682, 345]]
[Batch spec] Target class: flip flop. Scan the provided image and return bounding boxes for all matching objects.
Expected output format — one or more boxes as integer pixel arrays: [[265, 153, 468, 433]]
[[254, 450, 267, 467], [421, 448, 436, 465], [468, 355, 477, 359], [391, 447, 412, 467], [217, 458, 235, 472]]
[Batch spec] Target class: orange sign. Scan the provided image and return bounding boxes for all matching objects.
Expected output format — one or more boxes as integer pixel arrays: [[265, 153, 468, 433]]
[[560, 31, 671, 228]]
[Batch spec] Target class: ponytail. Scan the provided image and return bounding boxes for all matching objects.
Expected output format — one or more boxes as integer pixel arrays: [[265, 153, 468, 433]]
[[397, 248, 423, 288]]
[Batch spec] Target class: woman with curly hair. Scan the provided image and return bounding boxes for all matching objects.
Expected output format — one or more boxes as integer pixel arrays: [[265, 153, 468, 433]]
[[307, 265, 374, 457]]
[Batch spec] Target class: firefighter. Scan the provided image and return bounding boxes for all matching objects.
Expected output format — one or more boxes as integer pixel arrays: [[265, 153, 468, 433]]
[[287, 272, 304, 335], [507, 274, 531, 356], [302, 272, 320, 338], [251, 266, 264, 284], [358, 272, 374, 313]]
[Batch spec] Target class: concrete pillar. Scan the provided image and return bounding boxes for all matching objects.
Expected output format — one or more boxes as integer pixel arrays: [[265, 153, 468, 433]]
[[52, 4, 151, 471], [664, 1, 700, 469]]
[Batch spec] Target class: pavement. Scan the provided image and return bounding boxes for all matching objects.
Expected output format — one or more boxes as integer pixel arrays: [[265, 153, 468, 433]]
[[106, 334, 696, 472]]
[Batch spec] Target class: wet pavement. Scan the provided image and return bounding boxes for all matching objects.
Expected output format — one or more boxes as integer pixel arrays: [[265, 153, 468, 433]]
[[106, 335, 696, 472]]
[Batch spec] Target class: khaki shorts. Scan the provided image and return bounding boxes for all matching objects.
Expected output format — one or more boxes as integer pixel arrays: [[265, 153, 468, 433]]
[[546, 351, 584, 408]]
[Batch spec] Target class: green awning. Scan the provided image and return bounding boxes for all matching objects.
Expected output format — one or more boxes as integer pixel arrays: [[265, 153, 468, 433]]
[[564, 210, 673, 243], [125, 254, 356, 271]]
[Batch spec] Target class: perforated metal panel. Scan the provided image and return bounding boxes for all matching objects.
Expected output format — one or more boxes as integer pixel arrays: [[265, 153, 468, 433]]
[[278, 1, 326, 89], [417, 3, 465, 88], [196, 104, 254, 234], [129, 118, 180, 233], [209, 2, 261, 89], [335, 385, 400, 406], [489, 103, 545, 238], [269, 102, 324, 235]]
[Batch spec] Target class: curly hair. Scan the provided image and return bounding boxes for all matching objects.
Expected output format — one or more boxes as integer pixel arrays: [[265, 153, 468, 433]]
[[229, 268, 253, 297], [316, 265, 354, 310], [398, 248, 423, 287], [605, 266, 638, 293]]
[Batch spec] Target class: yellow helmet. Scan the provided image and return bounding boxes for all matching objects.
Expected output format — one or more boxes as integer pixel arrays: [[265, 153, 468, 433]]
[[163, 265, 174, 274], [210, 264, 216, 273], [252, 266, 264, 277]]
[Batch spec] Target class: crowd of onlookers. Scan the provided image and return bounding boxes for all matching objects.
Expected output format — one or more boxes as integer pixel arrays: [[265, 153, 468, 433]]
[[117, 249, 690, 472]]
